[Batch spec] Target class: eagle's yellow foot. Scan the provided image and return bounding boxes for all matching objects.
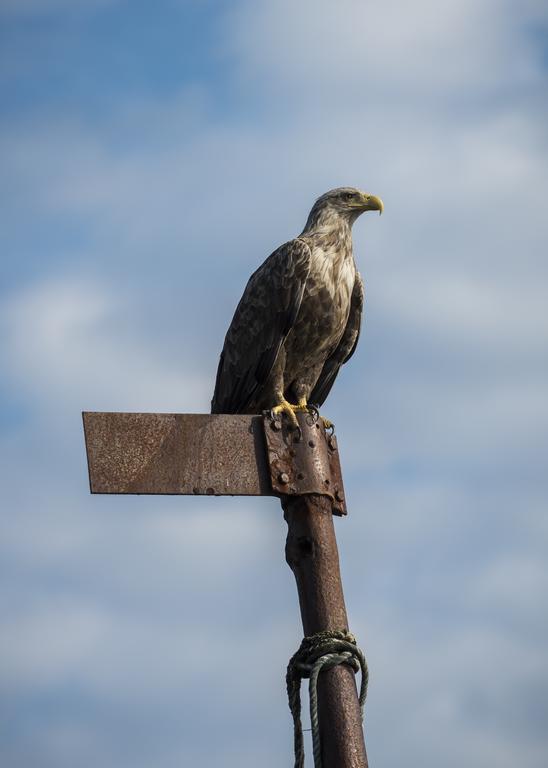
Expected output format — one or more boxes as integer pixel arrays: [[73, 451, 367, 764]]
[[270, 398, 324, 432], [271, 398, 301, 429]]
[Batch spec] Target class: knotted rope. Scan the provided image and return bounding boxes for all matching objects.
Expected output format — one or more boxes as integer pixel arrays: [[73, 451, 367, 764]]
[[286, 630, 368, 768]]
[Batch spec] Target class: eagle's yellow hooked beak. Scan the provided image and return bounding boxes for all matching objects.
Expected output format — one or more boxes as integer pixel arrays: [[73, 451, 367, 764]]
[[360, 192, 384, 215]]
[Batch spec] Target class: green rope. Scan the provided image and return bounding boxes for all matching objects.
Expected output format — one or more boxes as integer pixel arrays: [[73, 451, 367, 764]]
[[286, 630, 368, 768]]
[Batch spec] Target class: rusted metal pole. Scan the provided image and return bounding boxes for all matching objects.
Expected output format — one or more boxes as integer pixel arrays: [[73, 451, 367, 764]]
[[283, 492, 368, 768]]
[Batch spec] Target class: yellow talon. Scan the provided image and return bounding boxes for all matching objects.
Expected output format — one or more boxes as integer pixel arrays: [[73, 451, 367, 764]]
[[270, 398, 331, 434], [271, 398, 300, 429]]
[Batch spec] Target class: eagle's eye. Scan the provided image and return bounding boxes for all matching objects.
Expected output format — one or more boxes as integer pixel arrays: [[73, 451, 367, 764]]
[[344, 193, 354, 201]]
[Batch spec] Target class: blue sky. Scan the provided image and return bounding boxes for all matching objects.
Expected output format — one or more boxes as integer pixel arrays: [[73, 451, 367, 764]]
[[1, 2, 547, 766]]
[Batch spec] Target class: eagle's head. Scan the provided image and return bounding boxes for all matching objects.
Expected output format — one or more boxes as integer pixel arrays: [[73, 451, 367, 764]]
[[303, 187, 383, 232]]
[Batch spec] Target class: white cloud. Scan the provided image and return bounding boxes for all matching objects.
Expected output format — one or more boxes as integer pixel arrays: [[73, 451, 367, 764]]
[[376, 271, 548, 349], [229, 0, 547, 99], [363, 617, 548, 767], [0, 599, 111, 688], [471, 553, 548, 619], [1, 277, 211, 413]]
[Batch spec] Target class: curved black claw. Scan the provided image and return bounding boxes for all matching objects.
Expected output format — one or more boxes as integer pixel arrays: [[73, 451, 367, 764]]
[[306, 404, 320, 424], [308, 403, 320, 423]]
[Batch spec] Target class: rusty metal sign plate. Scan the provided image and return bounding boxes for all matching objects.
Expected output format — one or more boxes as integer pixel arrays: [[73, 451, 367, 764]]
[[83, 411, 347, 514], [262, 413, 347, 515], [83, 412, 271, 496]]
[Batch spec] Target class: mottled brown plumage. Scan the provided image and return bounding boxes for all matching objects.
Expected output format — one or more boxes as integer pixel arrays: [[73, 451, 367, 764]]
[[211, 187, 383, 418]]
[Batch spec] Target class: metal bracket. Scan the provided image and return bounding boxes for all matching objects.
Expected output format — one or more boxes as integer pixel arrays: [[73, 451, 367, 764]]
[[262, 413, 347, 515]]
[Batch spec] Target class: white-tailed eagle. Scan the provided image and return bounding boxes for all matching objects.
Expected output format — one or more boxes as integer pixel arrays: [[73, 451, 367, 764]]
[[211, 187, 383, 426]]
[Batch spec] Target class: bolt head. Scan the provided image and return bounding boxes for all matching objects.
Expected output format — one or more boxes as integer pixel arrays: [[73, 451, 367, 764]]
[[271, 419, 282, 431], [278, 472, 290, 485]]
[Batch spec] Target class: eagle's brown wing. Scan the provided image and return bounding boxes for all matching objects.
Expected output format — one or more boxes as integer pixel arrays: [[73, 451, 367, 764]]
[[309, 272, 364, 407], [211, 238, 312, 414]]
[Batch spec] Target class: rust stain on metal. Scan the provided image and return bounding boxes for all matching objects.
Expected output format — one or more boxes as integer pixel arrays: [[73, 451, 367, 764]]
[[263, 412, 347, 515]]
